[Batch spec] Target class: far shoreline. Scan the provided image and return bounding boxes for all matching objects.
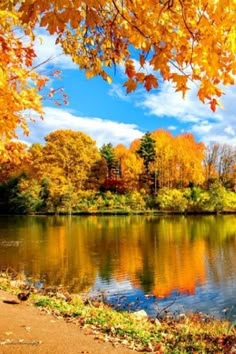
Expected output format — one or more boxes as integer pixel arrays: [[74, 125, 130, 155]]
[[0, 209, 236, 216]]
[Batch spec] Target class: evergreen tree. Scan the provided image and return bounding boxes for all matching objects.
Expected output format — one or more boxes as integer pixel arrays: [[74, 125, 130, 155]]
[[100, 143, 119, 178], [137, 132, 157, 193], [137, 132, 156, 171]]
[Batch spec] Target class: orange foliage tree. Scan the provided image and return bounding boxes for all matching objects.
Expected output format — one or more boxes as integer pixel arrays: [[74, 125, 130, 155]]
[[0, 7, 49, 162], [175, 133, 205, 187], [33, 129, 100, 189], [1, 0, 236, 162], [12, 0, 236, 108], [23, 130, 100, 211], [151, 130, 175, 188], [0, 142, 29, 182], [114, 143, 143, 191], [148, 130, 205, 188]]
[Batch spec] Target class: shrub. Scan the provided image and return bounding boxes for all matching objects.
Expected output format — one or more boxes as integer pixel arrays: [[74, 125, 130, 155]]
[[205, 181, 227, 212], [156, 188, 188, 212]]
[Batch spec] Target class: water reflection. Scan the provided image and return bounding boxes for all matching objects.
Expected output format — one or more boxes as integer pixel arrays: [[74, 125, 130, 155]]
[[0, 214, 236, 319]]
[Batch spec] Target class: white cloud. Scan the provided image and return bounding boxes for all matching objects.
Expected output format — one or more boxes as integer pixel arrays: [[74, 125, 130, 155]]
[[167, 125, 177, 131], [191, 122, 212, 134], [33, 30, 77, 70], [132, 59, 155, 75], [24, 107, 143, 147], [109, 59, 155, 101], [140, 81, 222, 122], [139, 80, 236, 145], [224, 126, 235, 136], [108, 84, 130, 101], [25, 29, 236, 147]]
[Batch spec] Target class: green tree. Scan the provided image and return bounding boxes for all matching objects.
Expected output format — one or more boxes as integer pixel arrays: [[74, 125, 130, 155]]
[[137, 132, 156, 171], [137, 132, 156, 192], [100, 143, 119, 179], [39, 178, 50, 211], [207, 181, 227, 213], [0, 175, 42, 214]]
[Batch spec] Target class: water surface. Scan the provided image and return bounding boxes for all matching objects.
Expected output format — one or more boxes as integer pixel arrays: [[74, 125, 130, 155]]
[[0, 215, 235, 320]]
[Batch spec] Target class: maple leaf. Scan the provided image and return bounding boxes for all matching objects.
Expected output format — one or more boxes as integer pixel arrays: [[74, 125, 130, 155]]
[[209, 98, 218, 112], [123, 79, 137, 93], [37, 77, 48, 90], [40, 12, 61, 35], [144, 75, 158, 91], [135, 72, 145, 83], [197, 88, 206, 103], [86, 70, 96, 79], [125, 60, 136, 79], [171, 74, 190, 98]]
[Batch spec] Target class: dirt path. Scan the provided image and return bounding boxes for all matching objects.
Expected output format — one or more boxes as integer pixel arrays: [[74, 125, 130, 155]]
[[0, 290, 135, 354]]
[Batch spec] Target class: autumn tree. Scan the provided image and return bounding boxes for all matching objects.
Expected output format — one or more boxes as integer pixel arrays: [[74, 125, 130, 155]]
[[204, 143, 236, 188], [217, 144, 236, 188], [175, 133, 205, 187], [85, 158, 108, 191], [1, 0, 236, 133], [26, 130, 100, 212], [42, 130, 100, 187], [114, 144, 143, 191], [1, 0, 236, 163], [151, 129, 175, 189], [0, 142, 30, 182], [13, 0, 236, 105], [203, 143, 220, 188], [143, 130, 205, 189], [129, 139, 141, 153], [0, 7, 48, 162]]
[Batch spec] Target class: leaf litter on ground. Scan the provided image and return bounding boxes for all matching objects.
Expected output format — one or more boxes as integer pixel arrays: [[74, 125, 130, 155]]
[[0, 270, 236, 353]]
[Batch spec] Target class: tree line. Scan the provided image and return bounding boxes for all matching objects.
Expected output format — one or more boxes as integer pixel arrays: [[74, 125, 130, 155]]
[[0, 129, 235, 214]]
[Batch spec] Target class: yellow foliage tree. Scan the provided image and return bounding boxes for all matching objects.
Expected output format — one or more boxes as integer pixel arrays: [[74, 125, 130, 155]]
[[0, 7, 48, 162], [149, 130, 205, 188], [14, 0, 236, 108], [1, 0, 236, 161], [33, 129, 100, 190], [175, 133, 205, 187], [114, 143, 143, 191], [151, 129, 176, 188], [24, 130, 100, 212], [0, 141, 29, 182]]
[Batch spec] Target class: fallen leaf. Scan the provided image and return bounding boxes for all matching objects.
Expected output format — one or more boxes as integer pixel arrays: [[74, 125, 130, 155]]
[[5, 331, 13, 336]]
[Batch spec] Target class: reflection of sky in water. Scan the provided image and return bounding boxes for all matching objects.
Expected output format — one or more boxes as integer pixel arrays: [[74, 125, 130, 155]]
[[91, 276, 236, 321]]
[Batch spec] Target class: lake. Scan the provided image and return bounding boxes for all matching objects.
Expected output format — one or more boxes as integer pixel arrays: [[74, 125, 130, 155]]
[[0, 214, 236, 320]]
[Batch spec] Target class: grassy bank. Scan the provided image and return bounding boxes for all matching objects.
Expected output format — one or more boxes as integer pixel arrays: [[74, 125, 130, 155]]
[[0, 271, 235, 353]]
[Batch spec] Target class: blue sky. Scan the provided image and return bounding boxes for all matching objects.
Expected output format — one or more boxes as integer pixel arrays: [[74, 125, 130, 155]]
[[22, 29, 236, 148]]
